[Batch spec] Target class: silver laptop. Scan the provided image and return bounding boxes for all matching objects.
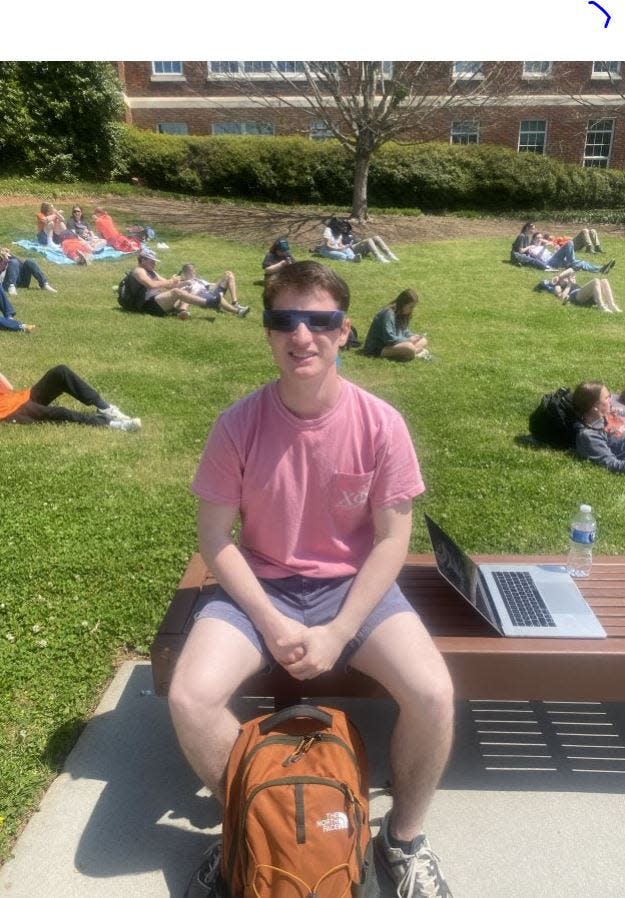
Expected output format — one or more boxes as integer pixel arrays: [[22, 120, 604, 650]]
[[424, 514, 606, 638]]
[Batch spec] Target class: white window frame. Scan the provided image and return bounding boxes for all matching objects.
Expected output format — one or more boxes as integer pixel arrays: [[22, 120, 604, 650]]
[[310, 119, 335, 141], [207, 61, 307, 80], [591, 62, 621, 79], [211, 122, 276, 136], [452, 62, 484, 80], [157, 123, 189, 136], [151, 62, 185, 82], [518, 120, 547, 154], [522, 62, 553, 78], [450, 120, 480, 145], [583, 118, 614, 168]]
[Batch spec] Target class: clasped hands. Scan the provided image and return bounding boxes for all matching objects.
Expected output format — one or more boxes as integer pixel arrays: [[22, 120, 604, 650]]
[[263, 615, 350, 681]]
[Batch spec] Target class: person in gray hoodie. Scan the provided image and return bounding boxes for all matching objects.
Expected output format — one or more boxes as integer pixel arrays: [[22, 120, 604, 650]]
[[573, 381, 625, 472]]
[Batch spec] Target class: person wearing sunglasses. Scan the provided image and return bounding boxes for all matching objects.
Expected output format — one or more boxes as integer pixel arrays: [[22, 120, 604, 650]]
[[67, 206, 96, 241], [172, 260, 454, 898]]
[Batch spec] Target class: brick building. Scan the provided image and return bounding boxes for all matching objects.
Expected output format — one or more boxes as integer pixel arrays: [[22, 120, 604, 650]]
[[117, 61, 625, 169]]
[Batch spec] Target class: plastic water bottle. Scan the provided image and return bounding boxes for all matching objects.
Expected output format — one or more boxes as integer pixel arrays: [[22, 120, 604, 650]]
[[567, 504, 596, 578]]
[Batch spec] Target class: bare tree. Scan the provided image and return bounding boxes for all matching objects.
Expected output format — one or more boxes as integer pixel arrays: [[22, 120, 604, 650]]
[[220, 61, 519, 221]]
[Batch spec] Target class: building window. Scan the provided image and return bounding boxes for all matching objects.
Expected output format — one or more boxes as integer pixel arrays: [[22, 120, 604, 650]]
[[152, 62, 183, 76], [584, 119, 614, 167], [518, 120, 547, 154], [211, 122, 275, 136], [452, 62, 483, 80], [522, 62, 552, 77], [157, 123, 189, 135], [207, 61, 306, 77], [592, 61, 620, 78], [450, 120, 480, 145], [310, 120, 334, 141]]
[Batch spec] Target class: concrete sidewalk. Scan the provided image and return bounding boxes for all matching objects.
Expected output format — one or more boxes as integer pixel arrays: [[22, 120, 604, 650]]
[[1, 661, 624, 897]]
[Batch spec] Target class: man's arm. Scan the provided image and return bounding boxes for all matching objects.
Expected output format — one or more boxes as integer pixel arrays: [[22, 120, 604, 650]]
[[282, 499, 413, 680], [197, 499, 308, 665], [131, 266, 179, 290]]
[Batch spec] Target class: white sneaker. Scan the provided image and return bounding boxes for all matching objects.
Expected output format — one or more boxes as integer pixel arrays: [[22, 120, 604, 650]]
[[378, 257, 391, 264], [109, 418, 141, 432], [388, 253, 400, 262], [98, 404, 132, 422], [237, 305, 250, 317], [7, 284, 17, 296], [43, 283, 58, 293]]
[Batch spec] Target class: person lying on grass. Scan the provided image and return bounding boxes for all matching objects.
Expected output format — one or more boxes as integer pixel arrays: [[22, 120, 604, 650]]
[[0, 249, 57, 295], [518, 233, 613, 273], [0, 284, 34, 334], [573, 381, 625, 473], [536, 269, 622, 313], [0, 365, 140, 430], [363, 288, 431, 361], [178, 263, 249, 317], [127, 249, 226, 320]]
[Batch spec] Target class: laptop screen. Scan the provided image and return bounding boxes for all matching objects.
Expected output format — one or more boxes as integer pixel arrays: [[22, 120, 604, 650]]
[[423, 514, 503, 634]]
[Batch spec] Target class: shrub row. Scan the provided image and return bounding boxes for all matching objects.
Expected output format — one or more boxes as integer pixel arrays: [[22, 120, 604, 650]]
[[114, 125, 625, 212]]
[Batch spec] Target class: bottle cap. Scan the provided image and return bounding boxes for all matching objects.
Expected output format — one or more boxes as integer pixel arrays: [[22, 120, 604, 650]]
[[580, 504, 592, 513]]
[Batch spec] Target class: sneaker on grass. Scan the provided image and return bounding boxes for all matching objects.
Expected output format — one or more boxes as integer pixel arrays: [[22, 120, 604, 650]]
[[97, 404, 132, 422], [108, 417, 141, 432], [184, 839, 225, 898], [7, 284, 17, 296], [43, 283, 58, 293], [237, 305, 250, 317], [374, 813, 452, 898]]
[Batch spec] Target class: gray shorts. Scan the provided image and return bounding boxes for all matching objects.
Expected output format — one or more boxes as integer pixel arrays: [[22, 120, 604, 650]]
[[194, 575, 416, 669]]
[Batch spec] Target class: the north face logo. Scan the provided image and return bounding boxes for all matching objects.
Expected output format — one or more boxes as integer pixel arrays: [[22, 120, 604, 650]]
[[316, 811, 349, 832]]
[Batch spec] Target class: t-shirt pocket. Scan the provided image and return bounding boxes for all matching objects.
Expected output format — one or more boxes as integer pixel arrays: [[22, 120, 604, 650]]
[[330, 471, 374, 519]]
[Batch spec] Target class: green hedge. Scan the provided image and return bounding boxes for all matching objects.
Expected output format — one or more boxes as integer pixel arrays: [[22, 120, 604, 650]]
[[115, 125, 625, 211]]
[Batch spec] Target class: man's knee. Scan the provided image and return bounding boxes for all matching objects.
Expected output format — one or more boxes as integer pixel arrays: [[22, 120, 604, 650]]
[[397, 662, 454, 721], [168, 665, 231, 727]]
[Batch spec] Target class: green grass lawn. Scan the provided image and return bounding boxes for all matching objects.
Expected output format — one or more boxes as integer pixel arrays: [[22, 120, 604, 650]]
[[1, 196, 624, 860]]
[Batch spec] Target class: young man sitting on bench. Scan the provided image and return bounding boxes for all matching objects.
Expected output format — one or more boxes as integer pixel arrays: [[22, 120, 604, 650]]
[[169, 261, 455, 898]]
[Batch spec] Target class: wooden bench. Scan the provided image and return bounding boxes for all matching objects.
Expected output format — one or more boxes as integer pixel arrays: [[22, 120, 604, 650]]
[[151, 553, 625, 702]]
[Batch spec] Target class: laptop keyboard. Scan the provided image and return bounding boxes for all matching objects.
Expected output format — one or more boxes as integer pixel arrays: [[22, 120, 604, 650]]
[[491, 571, 556, 628]]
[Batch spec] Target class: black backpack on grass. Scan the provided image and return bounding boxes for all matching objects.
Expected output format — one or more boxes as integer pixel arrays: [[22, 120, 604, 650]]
[[528, 387, 577, 449], [117, 272, 146, 311]]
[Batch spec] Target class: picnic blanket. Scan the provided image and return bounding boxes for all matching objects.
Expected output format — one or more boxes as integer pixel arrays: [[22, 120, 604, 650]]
[[12, 240, 135, 265]]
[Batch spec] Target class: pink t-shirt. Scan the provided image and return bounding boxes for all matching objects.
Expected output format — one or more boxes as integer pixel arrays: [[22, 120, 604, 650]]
[[192, 379, 425, 579]]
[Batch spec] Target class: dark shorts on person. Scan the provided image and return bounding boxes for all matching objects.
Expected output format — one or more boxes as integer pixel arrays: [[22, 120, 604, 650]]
[[36, 231, 62, 246], [194, 575, 417, 668], [198, 287, 224, 310], [141, 297, 167, 317]]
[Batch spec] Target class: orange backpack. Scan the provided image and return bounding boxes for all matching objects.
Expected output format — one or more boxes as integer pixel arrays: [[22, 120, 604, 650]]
[[222, 703, 371, 898]]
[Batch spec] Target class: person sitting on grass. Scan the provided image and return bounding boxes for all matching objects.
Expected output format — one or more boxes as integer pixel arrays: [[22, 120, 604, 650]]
[[0, 284, 35, 334], [518, 233, 614, 273], [36, 202, 66, 246], [536, 268, 622, 313], [0, 249, 57, 295], [262, 236, 296, 275], [573, 381, 625, 473], [178, 264, 249, 317], [0, 364, 140, 429], [126, 249, 219, 320], [67, 204, 97, 240], [316, 216, 362, 262], [340, 220, 399, 263], [363, 288, 431, 361]]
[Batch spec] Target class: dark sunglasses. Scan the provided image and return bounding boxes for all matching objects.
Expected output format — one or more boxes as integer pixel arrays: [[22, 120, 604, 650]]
[[263, 309, 345, 332], [73, 209, 82, 213]]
